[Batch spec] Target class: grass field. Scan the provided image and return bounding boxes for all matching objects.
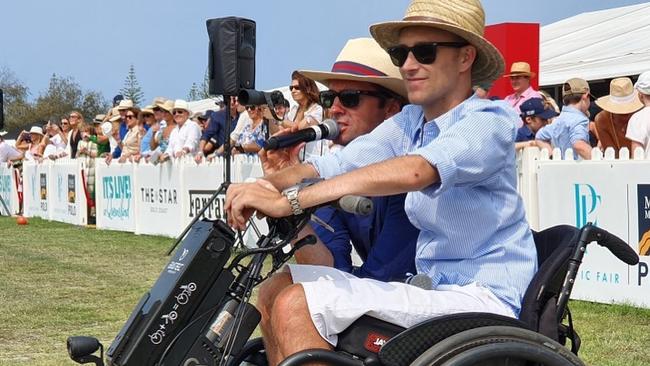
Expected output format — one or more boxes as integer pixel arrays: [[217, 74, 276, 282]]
[[1, 217, 650, 365]]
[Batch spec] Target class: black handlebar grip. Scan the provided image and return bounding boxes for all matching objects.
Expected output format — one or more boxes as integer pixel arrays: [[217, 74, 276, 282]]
[[588, 226, 639, 265]]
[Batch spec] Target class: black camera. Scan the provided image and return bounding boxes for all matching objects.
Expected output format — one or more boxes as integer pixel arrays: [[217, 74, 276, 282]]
[[237, 89, 284, 106]]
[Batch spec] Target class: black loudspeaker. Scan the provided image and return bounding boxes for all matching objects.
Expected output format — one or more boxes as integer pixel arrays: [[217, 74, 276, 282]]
[[206, 17, 256, 96], [0, 89, 4, 131]]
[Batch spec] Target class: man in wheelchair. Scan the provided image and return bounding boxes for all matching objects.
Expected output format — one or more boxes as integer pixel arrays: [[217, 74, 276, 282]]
[[225, 0, 539, 364]]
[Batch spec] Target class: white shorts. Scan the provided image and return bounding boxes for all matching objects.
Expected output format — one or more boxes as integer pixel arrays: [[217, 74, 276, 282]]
[[287, 264, 515, 346]]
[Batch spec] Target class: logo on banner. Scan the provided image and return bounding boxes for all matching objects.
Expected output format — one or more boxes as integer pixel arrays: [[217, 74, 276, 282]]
[[39, 173, 48, 211], [574, 183, 601, 228], [140, 186, 178, 214], [0, 174, 10, 214], [102, 175, 132, 219], [187, 190, 226, 220], [637, 185, 650, 256], [67, 174, 77, 216]]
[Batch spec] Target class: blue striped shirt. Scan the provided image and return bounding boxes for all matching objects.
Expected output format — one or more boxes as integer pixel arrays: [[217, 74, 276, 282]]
[[535, 105, 589, 159], [309, 96, 537, 315]]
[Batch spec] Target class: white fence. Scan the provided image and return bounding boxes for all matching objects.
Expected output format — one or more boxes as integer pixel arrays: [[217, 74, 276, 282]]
[[4, 147, 650, 308]]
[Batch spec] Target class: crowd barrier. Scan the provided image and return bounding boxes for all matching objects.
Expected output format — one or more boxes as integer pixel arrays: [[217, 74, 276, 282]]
[[0, 164, 20, 216], [7, 146, 650, 308]]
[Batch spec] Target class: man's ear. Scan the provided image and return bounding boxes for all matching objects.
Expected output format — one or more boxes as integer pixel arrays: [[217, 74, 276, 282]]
[[384, 99, 402, 118], [459, 46, 477, 72]]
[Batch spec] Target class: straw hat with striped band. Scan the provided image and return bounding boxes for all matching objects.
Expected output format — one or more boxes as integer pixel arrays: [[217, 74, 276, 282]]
[[299, 38, 407, 98], [369, 0, 505, 87], [595, 77, 644, 115]]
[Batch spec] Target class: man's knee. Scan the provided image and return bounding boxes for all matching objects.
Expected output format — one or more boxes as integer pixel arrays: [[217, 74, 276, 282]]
[[257, 271, 293, 318], [270, 283, 310, 327]]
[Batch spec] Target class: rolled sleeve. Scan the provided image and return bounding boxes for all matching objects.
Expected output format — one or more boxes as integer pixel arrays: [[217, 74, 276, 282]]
[[569, 117, 589, 146], [307, 150, 345, 179]]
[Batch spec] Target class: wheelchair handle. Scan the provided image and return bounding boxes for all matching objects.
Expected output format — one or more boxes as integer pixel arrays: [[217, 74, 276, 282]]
[[580, 225, 639, 265]]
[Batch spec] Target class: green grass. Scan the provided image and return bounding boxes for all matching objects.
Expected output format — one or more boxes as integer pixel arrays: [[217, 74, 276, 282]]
[[1, 217, 650, 365]]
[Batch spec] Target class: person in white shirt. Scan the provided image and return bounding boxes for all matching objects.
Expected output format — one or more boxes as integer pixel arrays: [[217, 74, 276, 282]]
[[161, 99, 202, 161], [0, 132, 24, 164], [626, 71, 650, 158]]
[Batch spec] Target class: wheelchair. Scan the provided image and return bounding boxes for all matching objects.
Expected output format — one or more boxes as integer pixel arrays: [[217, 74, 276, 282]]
[[232, 223, 639, 366], [66, 197, 638, 366]]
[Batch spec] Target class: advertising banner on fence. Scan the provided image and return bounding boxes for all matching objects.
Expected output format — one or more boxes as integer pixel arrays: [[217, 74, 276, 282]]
[[182, 162, 225, 225], [135, 162, 183, 237], [537, 161, 650, 307], [95, 161, 136, 232], [0, 165, 19, 216], [23, 161, 50, 219], [48, 159, 87, 225]]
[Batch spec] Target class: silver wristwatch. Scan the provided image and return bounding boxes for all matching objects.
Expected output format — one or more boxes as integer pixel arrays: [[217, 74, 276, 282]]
[[282, 185, 303, 216]]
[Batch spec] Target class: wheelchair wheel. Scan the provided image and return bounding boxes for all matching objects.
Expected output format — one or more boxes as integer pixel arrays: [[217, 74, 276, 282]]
[[409, 326, 584, 366], [226, 337, 268, 366]]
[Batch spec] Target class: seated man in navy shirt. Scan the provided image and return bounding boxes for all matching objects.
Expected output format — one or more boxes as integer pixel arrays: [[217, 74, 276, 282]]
[[194, 96, 240, 162], [259, 38, 419, 282]]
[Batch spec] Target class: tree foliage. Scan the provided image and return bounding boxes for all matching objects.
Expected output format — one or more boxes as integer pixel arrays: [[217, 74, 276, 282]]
[[187, 82, 201, 101], [0, 67, 109, 131], [119, 64, 145, 106]]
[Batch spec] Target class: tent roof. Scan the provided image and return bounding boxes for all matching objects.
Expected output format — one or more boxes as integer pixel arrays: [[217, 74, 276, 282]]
[[540, 2, 650, 86]]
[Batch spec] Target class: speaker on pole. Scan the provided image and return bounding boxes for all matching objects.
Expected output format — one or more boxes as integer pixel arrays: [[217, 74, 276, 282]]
[[0, 89, 4, 131], [206, 17, 256, 96]]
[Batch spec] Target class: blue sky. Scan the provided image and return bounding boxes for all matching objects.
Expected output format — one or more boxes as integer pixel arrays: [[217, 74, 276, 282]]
[[1, 0, 647, 103]]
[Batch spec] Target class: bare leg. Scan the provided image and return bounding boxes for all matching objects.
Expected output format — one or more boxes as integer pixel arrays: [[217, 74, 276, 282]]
[[270, 284, 333, 365], [257, 271, 293, 366]]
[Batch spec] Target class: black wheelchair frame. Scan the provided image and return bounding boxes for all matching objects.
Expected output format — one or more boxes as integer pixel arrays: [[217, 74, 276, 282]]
[[67, 203, 639, 366]]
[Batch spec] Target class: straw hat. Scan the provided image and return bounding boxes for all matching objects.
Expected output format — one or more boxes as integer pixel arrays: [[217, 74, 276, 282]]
[[369, 0, 504, 86], [29, 126, 44, 136], [93, 114, 106, 124], [595, 77, 643, 114], [141, 105, 155, 114], [503, 62, 536, 78], [156, 99, 175, 113], [299, 38, 407, 98], [172, 99, 192, 114], [117, 99, 134, 110]]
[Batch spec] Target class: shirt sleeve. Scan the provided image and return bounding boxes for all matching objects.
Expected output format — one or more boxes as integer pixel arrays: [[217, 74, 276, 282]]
[[183, 123, 202, 151], [626, 112, 645, 143], [201, 115, 219, 141], [306, 104, 324, 124], [308, 113, 403, 178], [410, 108, 515, 196], [568, 115, 590, 146], [230, 112, 249, 142], [535, 125, 552, 141], [310, 207, 353, 273]]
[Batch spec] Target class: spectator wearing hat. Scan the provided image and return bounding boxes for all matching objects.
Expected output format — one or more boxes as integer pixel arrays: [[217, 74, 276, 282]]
[[504, 62, 542, 124], [536, 78, 592, 160], [515, 97, 558, 151], [231, 104, 269, 155], [16, 126, 46, 161], [151, 100, 175, 153], [626, 71, 650, 158], [274, 98, 291, 119], [139, 105, 157, 156], [195, 97, 241, 162], [90, 114, 110, 156], [111, 99, 134, 158], [161, 100, 201, 161], [594, 77, 643, 157], [0, 131, 23, 164]]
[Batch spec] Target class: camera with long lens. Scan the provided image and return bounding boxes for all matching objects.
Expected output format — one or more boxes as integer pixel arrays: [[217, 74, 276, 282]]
[[237, 89, 285, 120]]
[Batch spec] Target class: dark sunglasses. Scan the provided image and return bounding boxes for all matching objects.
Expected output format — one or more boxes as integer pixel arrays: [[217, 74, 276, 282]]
[[319, 89, 387, 109], [152, 107, 162, 112], [289, 85, 301, 91], [142, 113, 154, 118], [173, 110, 187, 115], [387, 41, 469, 67], [245, 105, 258, 111], [125, 114, 137, 120]]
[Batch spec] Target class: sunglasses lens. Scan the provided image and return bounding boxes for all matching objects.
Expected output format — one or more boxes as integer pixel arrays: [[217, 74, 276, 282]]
[[338, 91, 361, 108], [412, 44, 437, 64], [320, 91, 335, 108], [387, 46, 409, 67]]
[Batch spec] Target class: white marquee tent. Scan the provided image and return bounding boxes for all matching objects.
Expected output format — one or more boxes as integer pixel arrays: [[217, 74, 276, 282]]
[[540, 2, 650, 86]]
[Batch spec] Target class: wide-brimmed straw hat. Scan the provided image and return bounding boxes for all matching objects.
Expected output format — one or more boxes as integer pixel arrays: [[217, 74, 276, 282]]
[[503, 62, 536, 78], [595, 77, 643, 115], [299, 38, 407, 98], [29, 126, 44, 136], [156, 99, 175, 113], [117, 99, 134, 110], [369, 0, 504, 86], [172, 99, 191, 114]]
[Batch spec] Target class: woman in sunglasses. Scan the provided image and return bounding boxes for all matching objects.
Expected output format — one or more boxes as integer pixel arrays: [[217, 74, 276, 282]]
[[284, 71, 328, 160], [118, 107, 143, 162], [231, 104, 269, 155]]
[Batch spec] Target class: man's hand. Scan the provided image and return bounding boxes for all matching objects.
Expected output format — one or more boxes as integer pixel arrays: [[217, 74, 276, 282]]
[[225, 180, 291, 230], [259, 128, 304, 175], [194, 152, 204, 164]]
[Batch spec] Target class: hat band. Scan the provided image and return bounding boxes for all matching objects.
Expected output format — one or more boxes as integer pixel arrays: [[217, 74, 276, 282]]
[[609, 92, 637, 105], [331, 61, 387, 77]]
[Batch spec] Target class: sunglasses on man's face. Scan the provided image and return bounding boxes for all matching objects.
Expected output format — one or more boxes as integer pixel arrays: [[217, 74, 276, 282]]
[[386, 41, 469, 67], [245, 105, 258, 111], [126, 114, 137, 120], [173, 110, 187, 115], [319, 89, 387, 109]]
